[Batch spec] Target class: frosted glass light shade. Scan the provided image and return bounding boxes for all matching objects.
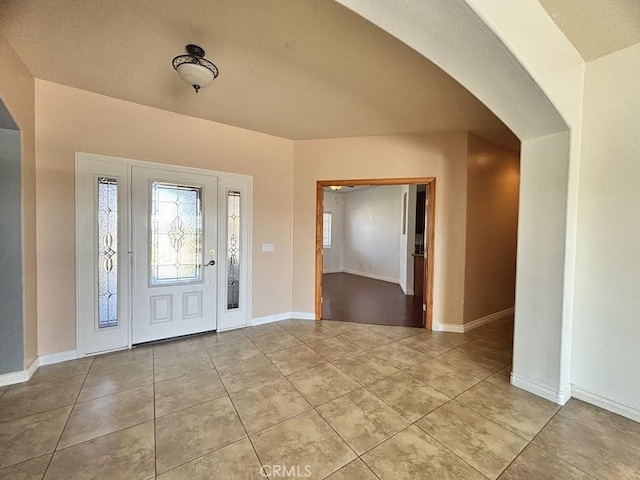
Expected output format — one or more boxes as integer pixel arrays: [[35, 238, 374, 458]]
[[176, 63, 215, 89]]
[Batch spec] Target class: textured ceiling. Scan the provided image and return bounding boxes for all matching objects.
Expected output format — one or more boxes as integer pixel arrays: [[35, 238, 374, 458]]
[[0, 0, 518, 148], [539, 0, 640, 61]]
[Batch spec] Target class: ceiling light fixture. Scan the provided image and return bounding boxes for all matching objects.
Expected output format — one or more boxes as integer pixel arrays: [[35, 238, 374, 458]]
[[172, 44, 219, 94], [329, 186, 343, 191]]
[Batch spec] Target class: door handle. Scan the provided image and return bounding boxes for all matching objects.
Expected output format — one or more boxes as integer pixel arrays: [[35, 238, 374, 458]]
[[205, 260, 216, 266]]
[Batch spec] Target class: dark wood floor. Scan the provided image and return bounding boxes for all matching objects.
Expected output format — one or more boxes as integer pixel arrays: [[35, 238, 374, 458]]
[[322, 272, 424, 327]]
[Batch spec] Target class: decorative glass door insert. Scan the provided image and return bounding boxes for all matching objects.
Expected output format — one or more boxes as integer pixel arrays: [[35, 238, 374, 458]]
[[150, 182, 203, 286], [97, 177, 119, 328]]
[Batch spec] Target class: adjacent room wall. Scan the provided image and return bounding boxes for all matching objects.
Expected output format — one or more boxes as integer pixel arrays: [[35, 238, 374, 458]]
[[463, 134, 519, 324], [343, 185, 403, 283], [292, 132, 468, 325], [0, 125, 24, 374], [35, 80, 295, 356], [399, 185, 417, 294], [0, 34, 37, 370], [322, 191, 345, 273], [572, 43, 640, 417]]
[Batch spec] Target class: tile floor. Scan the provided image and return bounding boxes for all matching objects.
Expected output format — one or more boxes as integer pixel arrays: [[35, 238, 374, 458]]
[[1, 317, 639, 479]]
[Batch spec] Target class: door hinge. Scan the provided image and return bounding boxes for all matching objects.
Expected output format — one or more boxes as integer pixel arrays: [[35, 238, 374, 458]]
[[423, 304, 426, 312], [321, 297, 324, 304]]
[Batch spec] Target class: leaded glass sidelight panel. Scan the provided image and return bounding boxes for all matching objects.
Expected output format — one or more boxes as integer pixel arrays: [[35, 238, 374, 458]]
[[97, 177, 118, 329], [150, 182, 203, 285], [227, 191, 240, 309]]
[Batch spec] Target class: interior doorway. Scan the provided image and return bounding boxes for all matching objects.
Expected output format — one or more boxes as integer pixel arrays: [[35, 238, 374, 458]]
[[315, 178, 436, 329]]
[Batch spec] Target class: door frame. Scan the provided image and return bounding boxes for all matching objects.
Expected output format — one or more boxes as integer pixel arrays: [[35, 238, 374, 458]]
[[315, 177, 436, 329], [75, 152, 253, 357]]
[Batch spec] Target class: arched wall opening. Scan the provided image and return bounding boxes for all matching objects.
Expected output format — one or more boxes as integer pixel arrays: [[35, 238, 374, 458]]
[[335, 0, 585, 403]]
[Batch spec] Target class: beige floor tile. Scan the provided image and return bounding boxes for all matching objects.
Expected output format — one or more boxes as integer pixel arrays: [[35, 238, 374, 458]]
[[559, 398, 640, 448], [0, 385, 7, 396], [457, 380, 559, 440], [0, 454, 51, 480], [89, 346, 153, 372], [417, 401, 527, 479], [153, 336, 205, 358], [460, 338, 513, 364], [289, 326, 339, 343], [436, 347, 506, 378], [485, 365, 512, 386], [362, 425, 485, 480], [0, 406, 71, 470], [287, 363, 361, 406], [318, 320, 371, 335], [368, 325, 424, 340], [157, 438, 263, 480], [17, 358, 93, 388], [340, 329, 393, 350], [0, 375, 84, 422], [533, 414, 640, 479], [251, 410, 356, 480], [78, 359, 153, 401], [58, 384, 153, 449], [153, 349, 213, 383], [367, 372, 449, 422], [325, 458, 378, 480], [333, 352, 399, 385], [217, 355, 283, 394], [156, 396, 246, 474], [369, 341, 430, 369], [201, 328, 250, 348], [231, 378, 311, 434], [397, 333, 469, 356], [498, 444, 594, 480], [155, 369, 227, 417], [242, 322, 285, 339], [45, 421, 154, 480], [277, 318, 317, 330], [267, 345, 326, 376], [250, 331, 302, 354], [206, 339, 263, 367], [406, 358, 482, 397], [305, 336, 363, 361], [317, 389, 410, 455]]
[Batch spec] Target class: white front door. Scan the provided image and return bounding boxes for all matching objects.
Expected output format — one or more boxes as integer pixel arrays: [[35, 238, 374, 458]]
[[131, 167, 218, 344]]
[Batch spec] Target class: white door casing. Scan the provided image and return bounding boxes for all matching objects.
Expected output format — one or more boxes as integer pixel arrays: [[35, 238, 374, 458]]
[[76, 153, 252, 357], [131, 167, 218, 344]]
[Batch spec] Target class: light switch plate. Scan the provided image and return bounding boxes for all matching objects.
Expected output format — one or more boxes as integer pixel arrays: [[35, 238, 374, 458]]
[[262, 243, 274, 252]]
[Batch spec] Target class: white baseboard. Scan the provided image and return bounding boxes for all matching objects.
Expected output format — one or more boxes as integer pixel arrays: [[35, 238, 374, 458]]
[[432, 322, 465, 333], [398, 279, 414, 296], [463, 307, 515, 332], [511, 372, 571, 405], [572, 385, 640, 423], [432, 307, 514, 334], [39, 350, 77, 366], [251, 311, 315, 326], [343, 269, 399, 285], [322, 268, 344, 274], [0, 349, 78, 387]]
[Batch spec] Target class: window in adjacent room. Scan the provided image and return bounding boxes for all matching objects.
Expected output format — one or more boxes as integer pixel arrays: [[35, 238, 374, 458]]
[[323, 212, 332, 248]]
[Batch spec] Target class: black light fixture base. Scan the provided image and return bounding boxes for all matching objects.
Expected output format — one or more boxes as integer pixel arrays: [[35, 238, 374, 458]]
[[185, 44, 205, 58]]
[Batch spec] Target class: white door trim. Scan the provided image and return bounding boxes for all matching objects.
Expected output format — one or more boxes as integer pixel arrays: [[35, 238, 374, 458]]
[[75, 152, 252, 357]]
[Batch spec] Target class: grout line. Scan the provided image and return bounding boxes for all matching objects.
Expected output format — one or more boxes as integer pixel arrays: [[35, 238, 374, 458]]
[[152, 341, 157, 478], [41, 355, 95, 478]]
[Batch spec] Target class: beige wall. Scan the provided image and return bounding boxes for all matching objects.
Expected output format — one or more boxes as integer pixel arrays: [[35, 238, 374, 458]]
[[463, 134, 519, 324], [572, 42, 640, 413], [0, 35, 38, 367], [35, 80, 294, 355], [292, 132, 468, 325]]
